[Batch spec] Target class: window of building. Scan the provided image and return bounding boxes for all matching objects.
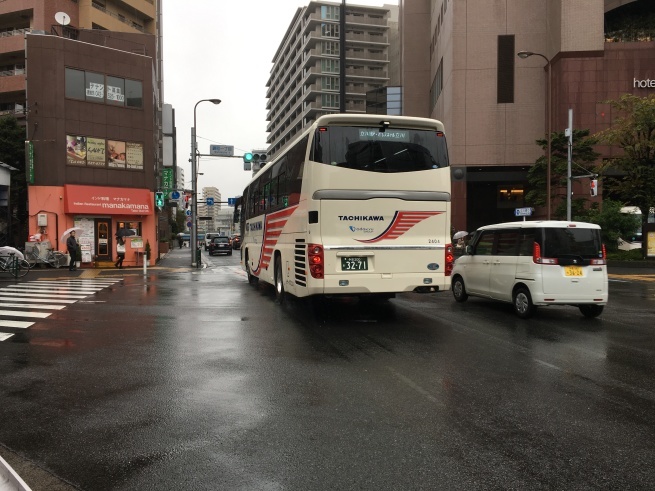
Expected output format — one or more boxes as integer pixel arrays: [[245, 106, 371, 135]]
[[321, 93, 340, 108], [323, 76, 339, 91], [116, 221, 142, 237], [497, 35, 515, 104], [106, 76, 125, 106], [497, 185, 524, 208], [321, 23, 339, 38], [125, 79, 143, 108], [65, 68, 85, 100], [323, 41, 339, 55], [430, 58, 443, 110], [321, 5, 340, 20], [321, 58, 340, 74], [85, 72, 105, 102]]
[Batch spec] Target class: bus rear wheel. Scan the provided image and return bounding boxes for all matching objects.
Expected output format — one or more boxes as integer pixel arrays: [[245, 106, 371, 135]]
[[246, 254, 258, 285], [275, 258, 286, 305]]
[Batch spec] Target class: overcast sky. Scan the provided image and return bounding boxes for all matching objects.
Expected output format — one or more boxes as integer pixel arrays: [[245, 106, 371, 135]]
[[162, 0, 396, 202]]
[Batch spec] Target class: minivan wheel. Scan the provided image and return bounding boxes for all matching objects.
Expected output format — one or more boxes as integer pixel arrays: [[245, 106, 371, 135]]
[[579, 304, 603, 318], [452, 276, 468, 302], [513, 287, 535, 319], [274, 258, 285, 304]]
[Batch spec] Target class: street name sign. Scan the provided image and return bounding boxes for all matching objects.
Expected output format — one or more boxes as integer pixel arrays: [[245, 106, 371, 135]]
[[209, 145, 234, 157], [515, 207, 533, 217]]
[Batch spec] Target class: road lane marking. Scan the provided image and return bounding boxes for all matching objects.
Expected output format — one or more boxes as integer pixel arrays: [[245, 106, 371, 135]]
[[0, 320, 34, 328], [0, 310, 51, 319], [0, 303, 65, 310]]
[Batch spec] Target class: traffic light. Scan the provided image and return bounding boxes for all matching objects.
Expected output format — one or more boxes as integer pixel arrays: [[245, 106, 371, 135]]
[[590, 179, 598, 197], [243, 152, 253, 171], [155, 191, 165, 208], [251, 150, 268, 172]]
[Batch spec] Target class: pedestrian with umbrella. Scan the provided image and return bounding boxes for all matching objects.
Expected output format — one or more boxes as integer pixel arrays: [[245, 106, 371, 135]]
[[66, 230, 79, 271]]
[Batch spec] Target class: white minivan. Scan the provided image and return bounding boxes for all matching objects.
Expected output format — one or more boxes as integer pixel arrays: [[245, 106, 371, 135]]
[[451, 221, 608, 318]]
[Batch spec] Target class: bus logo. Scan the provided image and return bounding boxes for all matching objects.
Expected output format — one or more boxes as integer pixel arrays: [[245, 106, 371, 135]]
[[356, 211, 442, 243]]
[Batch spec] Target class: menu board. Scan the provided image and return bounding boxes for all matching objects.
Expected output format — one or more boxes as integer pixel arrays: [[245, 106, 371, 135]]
[[75, 218, 95, 263]]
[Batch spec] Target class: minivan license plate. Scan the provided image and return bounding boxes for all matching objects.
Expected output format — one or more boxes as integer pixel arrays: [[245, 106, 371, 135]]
[[342, 257, 368, 271], [564, 266, 583, 276]]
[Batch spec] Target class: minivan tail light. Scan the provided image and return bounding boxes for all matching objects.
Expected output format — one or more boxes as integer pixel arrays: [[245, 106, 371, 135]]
[[445, 243, 454, 276], [590, 243, 607, 265], [533, 242, 558, 265], [308, 243, 324, 279]]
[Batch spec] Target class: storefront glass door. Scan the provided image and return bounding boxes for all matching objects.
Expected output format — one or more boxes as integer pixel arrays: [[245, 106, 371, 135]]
[[95, 219, 111, 260]]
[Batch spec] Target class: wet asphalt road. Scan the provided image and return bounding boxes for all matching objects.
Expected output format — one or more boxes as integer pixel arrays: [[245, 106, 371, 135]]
[[1, 251, 654, 490]]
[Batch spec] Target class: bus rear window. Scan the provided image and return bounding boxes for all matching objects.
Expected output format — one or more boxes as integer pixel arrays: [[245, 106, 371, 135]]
[[311, 126, 449, 173]]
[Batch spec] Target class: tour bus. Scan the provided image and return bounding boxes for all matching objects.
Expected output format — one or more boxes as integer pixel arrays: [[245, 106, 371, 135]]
[[238, 114, 453, 303]]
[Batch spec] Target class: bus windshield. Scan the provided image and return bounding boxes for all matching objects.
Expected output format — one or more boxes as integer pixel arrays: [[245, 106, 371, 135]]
[[312, 126, 449, 173]]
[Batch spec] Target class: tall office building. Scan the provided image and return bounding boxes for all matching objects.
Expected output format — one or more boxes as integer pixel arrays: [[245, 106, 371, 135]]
[[266, 1, 395, 158], [399, 0, 655, 232]]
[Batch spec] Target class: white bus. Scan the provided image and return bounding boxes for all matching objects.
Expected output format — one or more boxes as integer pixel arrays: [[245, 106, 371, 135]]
[[238, 114, 453, 303]]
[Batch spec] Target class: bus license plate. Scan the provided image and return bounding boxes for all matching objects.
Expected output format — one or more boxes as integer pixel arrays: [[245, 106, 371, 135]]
[[564, 266, 583, 276], [342, 257, 368, 271]]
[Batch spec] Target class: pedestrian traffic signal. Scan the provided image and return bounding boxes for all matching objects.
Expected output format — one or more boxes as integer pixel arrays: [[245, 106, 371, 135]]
[[155, 191, 165, 208], [590, 179, 598, 197]]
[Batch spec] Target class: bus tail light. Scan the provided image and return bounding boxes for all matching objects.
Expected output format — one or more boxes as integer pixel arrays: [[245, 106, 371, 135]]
[[445, 243, 454, 276], [308, 243, 324, 279], [591, 244, 607, 265], [533, 242, 558, 265]]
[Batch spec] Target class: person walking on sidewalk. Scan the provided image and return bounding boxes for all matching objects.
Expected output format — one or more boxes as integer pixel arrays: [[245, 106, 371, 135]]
[[67, 231, 78, 271], [115, 238, 126, 268]]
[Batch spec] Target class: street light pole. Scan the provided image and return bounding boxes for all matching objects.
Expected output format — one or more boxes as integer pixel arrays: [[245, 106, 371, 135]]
[[191, 98, 221, 267], [518, 50, 552, 220]]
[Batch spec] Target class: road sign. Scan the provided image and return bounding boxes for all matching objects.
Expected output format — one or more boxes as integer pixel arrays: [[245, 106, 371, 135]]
[[186, 221, 192, 228], [171, 190, 180, 200], [162, 168, 173, 190], [515, 207, 533, 217], [209, 145, 234, 157], [227, 198, 236, 206], [185, 209, 192, 216], [206, 197, 215, 206]]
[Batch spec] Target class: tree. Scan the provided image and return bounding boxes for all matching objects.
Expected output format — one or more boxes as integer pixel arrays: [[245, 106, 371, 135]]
[[595, 94, 655, 228], [0, 116, 26, 246], [574, 199, 641, 253], [525, 129, 600, 218]]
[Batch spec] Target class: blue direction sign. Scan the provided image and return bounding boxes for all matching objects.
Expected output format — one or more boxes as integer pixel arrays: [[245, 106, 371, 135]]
[[515, 207, 533, 217], [206, 197, 215, 206], [185, 209, 192, 216], [227, 198, 236, 206], [171, 190, 180, 200]]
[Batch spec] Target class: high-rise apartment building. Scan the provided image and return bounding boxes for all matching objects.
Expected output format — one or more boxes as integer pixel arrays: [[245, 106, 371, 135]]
[[266, 1, 395, 158], [197, 186, 221, 231], [399, 0, 655, 232]]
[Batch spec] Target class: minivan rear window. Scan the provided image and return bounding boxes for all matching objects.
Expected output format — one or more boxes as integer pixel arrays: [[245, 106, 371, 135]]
[[540, 227, 603, 258]]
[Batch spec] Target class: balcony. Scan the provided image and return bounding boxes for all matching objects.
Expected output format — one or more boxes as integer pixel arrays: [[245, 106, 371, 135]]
[[0, 71, 26, 93], [0, 29, 30, 55]]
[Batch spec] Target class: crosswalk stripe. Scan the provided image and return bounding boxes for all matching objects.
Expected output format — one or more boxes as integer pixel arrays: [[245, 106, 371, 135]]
[[0, 297, 76, 304], [0, 303, 65, 310], [3, 285, 102, 292], [0, 320, 35, 328], [0, 292, 87, 299], [14, 283, 104, 289], [0, 333, 14, 341], [0, 310, 51, 319]]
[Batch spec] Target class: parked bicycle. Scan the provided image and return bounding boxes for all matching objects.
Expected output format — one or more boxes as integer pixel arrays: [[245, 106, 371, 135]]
[[0, 253, 30, 278], [24, 246, 67, 269]]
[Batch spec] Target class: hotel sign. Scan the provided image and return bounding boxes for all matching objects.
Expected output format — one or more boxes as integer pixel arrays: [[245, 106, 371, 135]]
[[634, 78, 654, 89]]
